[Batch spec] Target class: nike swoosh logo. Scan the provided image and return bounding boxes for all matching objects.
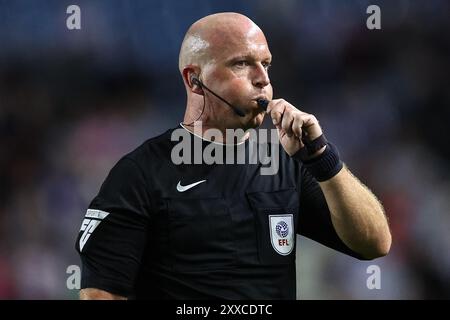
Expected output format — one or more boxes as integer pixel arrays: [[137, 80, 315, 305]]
[[176, 180, 207, 192]]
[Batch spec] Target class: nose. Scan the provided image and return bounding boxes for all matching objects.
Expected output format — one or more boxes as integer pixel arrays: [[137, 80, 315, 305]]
[[252, 63, 270, 88]]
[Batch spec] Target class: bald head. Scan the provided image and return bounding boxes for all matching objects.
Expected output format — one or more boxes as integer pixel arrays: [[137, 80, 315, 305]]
[[180, 13, 272, 132], [178, 13, 265, 73]]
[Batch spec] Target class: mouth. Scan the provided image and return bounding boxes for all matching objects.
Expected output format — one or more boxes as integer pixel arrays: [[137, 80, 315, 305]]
[[252, 96, 269, 111], [253, 95, 268, 101]]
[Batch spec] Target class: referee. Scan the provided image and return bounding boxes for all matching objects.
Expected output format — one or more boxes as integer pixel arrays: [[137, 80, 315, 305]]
[[76, 12, 391, 299]]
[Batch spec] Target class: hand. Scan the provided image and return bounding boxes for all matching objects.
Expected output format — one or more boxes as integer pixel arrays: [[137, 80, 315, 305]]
[[266, 99, 325, 157]]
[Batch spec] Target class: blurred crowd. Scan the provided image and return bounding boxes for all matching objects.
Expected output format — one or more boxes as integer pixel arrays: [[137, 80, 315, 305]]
[[0, 0, 449, 299]]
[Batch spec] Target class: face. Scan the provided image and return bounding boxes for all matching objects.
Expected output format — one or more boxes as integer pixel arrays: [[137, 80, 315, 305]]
[[201, 24, 273, 130]]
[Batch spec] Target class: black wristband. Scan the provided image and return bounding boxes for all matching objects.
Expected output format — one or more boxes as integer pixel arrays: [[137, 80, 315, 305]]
[[302, 134, 328, 156], [296, 134, 328, 161], [292, 142, 343, 182]]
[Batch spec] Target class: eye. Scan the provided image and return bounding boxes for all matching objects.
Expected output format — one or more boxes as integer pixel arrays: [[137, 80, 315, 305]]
[[235, 60, 249, 68], [262, 62, 272, 70]]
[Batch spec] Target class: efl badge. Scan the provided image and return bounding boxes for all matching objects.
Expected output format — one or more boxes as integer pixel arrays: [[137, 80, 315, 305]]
[[269, 214, 294, 255]]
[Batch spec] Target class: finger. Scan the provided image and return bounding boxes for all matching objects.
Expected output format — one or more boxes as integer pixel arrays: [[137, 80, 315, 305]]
[[269, 100, 285, 126], [265, 98, 280, 114], [292, 115, 304, 138], [302, 114, 322, 140], [281, 110, 294, 137]]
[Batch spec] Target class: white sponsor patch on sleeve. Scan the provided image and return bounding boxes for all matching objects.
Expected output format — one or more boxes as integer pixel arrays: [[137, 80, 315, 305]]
[[78, 209, 110, 252]]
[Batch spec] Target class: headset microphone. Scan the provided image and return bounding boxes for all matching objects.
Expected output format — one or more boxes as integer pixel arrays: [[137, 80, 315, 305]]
[[191, 75, 249, 117]]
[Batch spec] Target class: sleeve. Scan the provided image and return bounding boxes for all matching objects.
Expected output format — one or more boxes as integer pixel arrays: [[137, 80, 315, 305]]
[[75, 157, 151, 297], [297, 164, 364, 259]]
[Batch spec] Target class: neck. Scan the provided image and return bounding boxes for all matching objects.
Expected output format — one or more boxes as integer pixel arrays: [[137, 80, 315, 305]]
[[180, 121, 249, 145], [183, 97, 249, 144]]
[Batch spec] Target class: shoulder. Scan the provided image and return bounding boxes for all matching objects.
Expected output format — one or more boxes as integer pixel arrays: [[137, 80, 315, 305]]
[[120, 127, 178, 168], [94, 127, 178, 199], [97, 127, 177, 183]]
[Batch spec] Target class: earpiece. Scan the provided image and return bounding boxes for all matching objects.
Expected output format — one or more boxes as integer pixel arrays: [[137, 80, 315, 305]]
[[190, 74, 201, 87]]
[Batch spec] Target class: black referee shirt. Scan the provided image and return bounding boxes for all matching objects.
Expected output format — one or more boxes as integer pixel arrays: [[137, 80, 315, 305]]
[[76, 125, 362, 299]]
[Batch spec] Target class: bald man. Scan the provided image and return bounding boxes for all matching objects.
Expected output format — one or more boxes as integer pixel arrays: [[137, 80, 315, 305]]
[[76, 13, 391, 300]]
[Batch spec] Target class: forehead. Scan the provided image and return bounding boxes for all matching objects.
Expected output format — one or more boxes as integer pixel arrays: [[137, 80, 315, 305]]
[[208, 24, 271, 61]]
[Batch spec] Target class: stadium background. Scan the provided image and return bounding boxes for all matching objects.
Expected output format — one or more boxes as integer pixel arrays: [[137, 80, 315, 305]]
[[0, 0, 449, 299]]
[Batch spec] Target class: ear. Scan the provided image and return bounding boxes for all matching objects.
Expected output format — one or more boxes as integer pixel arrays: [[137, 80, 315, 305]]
[[182, 67, 204, 95]]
